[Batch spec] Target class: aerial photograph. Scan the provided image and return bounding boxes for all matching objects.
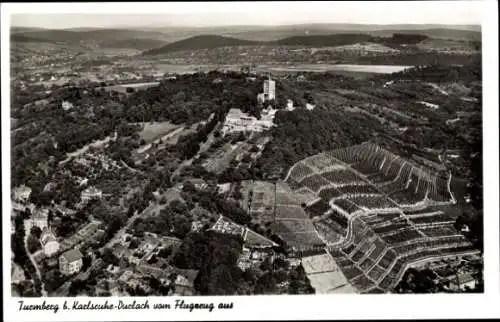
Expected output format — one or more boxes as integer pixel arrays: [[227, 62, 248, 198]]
[[9, 3, 483, 297]]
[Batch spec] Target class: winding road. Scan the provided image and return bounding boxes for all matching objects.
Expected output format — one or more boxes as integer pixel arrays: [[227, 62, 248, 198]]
[[24, 234, 47, 296]]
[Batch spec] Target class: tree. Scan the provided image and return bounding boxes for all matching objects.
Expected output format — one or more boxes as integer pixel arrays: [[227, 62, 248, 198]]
[[27, 234, 41, 254], [69, 279, 86, 296], [157, 247, 173, 259], [129, 238, 139, 249], [100, 248, 119, 266], [259, 256, 273, 271], [82, 254, 92, 271], [30, 226, 42, 239]]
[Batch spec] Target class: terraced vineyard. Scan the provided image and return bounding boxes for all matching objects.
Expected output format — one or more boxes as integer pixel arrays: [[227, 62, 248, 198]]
[[283, 142, 479, 293]]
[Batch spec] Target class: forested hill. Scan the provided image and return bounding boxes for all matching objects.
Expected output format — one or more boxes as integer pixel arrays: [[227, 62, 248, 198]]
[[375, 62, 482, 83], [142, 33, 431, 55], [142, 35, 262, 55], [271, 33, 428, 46]]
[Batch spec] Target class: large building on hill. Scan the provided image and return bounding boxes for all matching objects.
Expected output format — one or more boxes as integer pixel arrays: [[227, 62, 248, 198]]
[[221, 108, 275, 135]]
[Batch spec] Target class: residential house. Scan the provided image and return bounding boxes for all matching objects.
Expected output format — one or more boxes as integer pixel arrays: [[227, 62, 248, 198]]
[[306, 103, 316, 111], [191, 220, 204, 232], [61, 101, 74, 111], [449, 273, 476, 291], [171, 270, 197, 296], [119, 270, 134, 283], [25, 210, 49, 232], [40, 228, 60, 257], [12, 185, 31, 203], [11, 264, 25, 284], [461, 224, 471, 233], [81, 186, 102, 203], [43, 182, 57, 192], [106, 265, 120, 275], [296, 75, 306, 82], [216, 183, 231, 194], [287, 258, 302, 268], [59, 249, 84, 275], [187, 178, 208, 190]]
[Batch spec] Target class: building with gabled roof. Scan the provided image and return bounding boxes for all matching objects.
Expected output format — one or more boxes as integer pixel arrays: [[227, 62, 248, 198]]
[[40, 228, 60, 257], [59, 249, 83, 275], [81, 186, 102, 203], [449, 272, 476, 291], [12, 185, 31, 203], [24, 209, 48, 232]]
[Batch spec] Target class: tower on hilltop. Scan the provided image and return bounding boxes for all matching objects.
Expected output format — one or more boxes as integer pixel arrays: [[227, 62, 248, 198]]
[[263, 77, 276, 101]]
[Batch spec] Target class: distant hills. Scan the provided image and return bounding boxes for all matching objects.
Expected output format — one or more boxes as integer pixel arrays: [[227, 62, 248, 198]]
[[10, 28, 169, 49], [10, 23, 481, 50], [142, 33, 432, 56], [143, 35, 261, 55]]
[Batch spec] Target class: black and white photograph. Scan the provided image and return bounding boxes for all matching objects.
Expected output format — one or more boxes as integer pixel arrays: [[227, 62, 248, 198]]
[[2, 1, 499, 321]]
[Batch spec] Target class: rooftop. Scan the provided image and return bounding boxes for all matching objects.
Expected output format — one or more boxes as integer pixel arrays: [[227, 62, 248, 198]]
[[454, 273, 476, 285], [61, 249, 83, 262]]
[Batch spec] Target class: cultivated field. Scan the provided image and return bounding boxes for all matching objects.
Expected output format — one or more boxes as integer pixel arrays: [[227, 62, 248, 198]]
[[240, 180, 276, 224], [302, 252, 355, 294]]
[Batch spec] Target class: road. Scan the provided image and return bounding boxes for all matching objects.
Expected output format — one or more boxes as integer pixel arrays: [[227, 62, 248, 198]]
[[103, 209, 140, 249], [24, 234, 47, 296]]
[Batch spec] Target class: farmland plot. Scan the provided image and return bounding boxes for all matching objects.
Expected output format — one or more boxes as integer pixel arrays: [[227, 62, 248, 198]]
[[240, 180, 276, 216], [302, 253, 355, 294]]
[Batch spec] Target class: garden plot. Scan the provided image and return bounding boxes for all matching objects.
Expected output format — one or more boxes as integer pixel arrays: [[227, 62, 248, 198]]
[[302, 253, 354, 294], [243, 229, 278, 247], [273, 219, 324, 247], [203, 141, 250, 174]]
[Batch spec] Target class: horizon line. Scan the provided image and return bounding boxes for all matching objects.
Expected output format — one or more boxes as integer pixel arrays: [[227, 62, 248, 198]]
[[11, 22, 482, 30]]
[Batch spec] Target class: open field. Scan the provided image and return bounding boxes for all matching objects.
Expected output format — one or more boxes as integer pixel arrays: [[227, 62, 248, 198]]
[[104, 82, 160, 93], [135, 121, 181, 143], [258, 64, 412, 74]]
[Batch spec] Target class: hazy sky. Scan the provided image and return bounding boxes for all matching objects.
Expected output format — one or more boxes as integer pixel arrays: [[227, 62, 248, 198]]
[[9, 1, 483, 29]]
